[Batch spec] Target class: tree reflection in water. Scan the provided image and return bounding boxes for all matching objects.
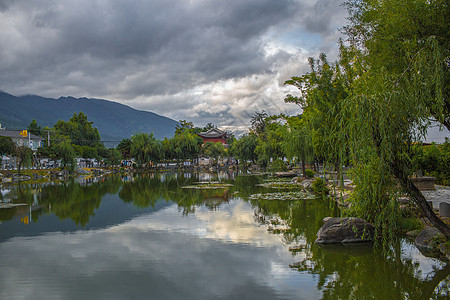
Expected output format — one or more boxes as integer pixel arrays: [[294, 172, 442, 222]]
[[1, 173, 448, 298], [251, 194, 449, 299]]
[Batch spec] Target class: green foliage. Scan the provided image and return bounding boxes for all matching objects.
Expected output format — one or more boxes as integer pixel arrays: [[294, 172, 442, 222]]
[[203, 142, 225, 163], [171, 129, 202, 160], [285, 53, 348, 169], [0, 136, 14, 155], [311, 177, 329, 196], [75, 145, 98, 159], [14, 145, 33, 174], [27, 119, 42, 137], [343, 0, 449, 129], [54, 112, 101, 147], [229, 133, 257, 166], [345, 153, 402, 244], [305, 169, 314, 178], [250, 111, 268, 136], [413, 141, 450, 185], [397, 217, 423, 233], [268, 159, 287, 172], [131, 132, 162, 166], [282, 116, 314, 176], [118, 138, 132, 159], [254, 118, 287, 164], [107, 148, 122, 166], [58, 140, 76, 170], [338, 0, 450, 238], [175, 120, 194, 135]]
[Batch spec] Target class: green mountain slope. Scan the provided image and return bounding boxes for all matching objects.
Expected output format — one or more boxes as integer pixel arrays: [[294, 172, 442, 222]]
[[0, 91, 178, 144]]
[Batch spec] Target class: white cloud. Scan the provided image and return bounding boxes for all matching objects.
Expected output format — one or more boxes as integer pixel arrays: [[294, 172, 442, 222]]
[[0, 0, 347, 130]]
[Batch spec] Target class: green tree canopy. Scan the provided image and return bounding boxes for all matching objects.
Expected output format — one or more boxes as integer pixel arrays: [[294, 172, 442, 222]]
[[54, 112, 101, 147], [0, 136, 14, 155], [27, 119, 42, 137]]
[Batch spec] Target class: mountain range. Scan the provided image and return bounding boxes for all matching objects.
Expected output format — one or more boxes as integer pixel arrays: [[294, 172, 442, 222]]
[[0, 91, 178, 145]]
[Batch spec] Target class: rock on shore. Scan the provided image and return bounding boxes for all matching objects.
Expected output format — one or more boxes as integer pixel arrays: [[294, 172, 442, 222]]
[[315, 217, 374, 244], [415, 226, 449, 260]]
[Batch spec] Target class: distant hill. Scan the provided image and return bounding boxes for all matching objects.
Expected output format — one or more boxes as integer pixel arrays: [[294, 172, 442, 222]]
[[0, 91, 178, 145]]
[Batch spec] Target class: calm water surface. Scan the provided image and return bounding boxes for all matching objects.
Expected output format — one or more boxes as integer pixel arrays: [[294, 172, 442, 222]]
[[0, 172, 448, 299]]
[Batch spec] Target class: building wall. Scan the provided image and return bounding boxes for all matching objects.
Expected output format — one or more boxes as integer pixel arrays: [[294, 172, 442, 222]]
[[203, 137, 226, 144], [12, 138, 42, 151]]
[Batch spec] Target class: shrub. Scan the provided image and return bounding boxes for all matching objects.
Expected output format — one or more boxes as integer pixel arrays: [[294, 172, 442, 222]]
[[268, 159, 287, 172], [311, 177, 329, 196], [397, 217, 423, 233], [305, 169, 315, 178]]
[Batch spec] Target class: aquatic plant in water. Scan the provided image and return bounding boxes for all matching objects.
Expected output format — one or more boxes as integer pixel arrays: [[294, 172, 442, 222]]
[[249, 191, 315, 201], [182, 182, 234, 189], [256, 181, 304, 190]]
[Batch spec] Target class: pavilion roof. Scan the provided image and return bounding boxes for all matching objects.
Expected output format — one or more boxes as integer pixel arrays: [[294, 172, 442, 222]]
[[197, 128, 227, 138]]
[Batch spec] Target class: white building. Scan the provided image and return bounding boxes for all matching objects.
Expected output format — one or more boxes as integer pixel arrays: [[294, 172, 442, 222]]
[[0, 130, 44, 151]]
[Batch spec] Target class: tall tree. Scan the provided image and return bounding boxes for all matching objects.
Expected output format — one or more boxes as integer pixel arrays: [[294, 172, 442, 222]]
[[229, 133, 258, 167], [283, 116, 314, 177], [0, 136, 14, 155], [58, 140, 76, 170], [14, 145, 33, 175], [117, 138, 132, 159], [341, 0, 450, 236], [27, 119, 42, 137], [285, 53, 348, 176], [131, 133, 162, 167], [54, 112, 101, 147], [250, 111, 268, 137], [175, 120, 194, 135]]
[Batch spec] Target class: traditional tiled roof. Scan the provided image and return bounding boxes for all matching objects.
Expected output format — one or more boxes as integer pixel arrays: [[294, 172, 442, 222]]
[[197, 128, 227, 138], [0, 130, 44, 141]]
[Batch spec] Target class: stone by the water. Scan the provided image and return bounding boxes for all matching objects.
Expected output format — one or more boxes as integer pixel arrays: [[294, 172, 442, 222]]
[[315, 217, 374, 244], [414, 226, 445, 254]]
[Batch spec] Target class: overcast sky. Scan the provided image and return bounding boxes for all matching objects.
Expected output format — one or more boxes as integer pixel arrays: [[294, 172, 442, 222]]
[[0, 0, 347, 133]]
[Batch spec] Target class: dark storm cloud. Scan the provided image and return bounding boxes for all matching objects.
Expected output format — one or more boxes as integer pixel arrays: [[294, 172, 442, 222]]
[[299, 0, 346, 35], [0, 0, 347, 129]]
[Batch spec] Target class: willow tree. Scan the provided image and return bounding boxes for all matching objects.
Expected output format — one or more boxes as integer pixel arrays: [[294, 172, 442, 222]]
[[229, 133, 258, 167], [285, 54, 348, 179], [341, 0, 450, 236], [131, 132, 162, 167], [254, 117, 287, 168], [282, 116, 314, 177]]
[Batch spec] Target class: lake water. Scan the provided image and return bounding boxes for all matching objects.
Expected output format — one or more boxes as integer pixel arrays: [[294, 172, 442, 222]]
[[0, 172, 448, 299]]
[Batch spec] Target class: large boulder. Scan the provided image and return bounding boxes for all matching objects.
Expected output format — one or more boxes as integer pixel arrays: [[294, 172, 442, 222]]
[[414, 226, 445, 255], [315, 217, 374, 244]]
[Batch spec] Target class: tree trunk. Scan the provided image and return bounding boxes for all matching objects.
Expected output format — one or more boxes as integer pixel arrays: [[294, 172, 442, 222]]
[[18, 160, 22, 175], [371, 129, 450, 237], [391, 159, 450, 237], [301, 158, 306, 178]]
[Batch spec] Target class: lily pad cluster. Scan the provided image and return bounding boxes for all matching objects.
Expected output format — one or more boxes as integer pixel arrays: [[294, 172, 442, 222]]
[[263, 178, 292, 183], [249, 191, 315, 201], [256, 182, 303, 190], [182, 182, 234, 189]]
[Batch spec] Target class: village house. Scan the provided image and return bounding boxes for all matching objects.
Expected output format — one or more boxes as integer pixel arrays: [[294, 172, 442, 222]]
[[0, 129, 44, 151]]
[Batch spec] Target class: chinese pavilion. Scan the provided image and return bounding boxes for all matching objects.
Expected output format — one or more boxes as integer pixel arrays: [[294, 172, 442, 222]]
[[197, 128, 228, 144]]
